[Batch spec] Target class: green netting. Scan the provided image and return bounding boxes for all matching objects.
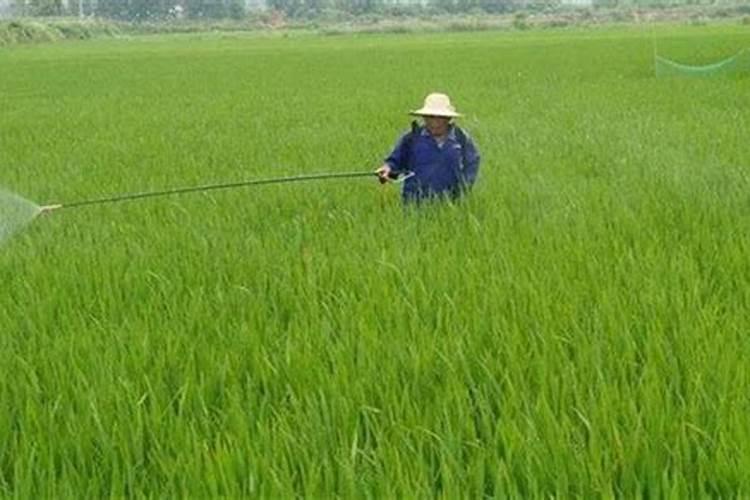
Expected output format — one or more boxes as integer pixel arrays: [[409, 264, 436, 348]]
[[655, 49, 750, 78]]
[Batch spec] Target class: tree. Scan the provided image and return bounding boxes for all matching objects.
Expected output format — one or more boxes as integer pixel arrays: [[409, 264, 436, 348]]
[[28, 0, 64, 15], [96, 0, 125, 18]]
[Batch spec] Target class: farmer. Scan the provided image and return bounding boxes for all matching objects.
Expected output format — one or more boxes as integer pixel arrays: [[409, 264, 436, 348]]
[[377, 92, 480, 203]]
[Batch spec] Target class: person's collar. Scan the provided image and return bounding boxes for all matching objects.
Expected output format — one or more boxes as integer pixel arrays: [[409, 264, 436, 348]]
[[420, 124, 456, 140]]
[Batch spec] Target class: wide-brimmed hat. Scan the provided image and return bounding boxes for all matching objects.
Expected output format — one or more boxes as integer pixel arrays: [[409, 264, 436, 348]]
[[410, 93, 462, 118]]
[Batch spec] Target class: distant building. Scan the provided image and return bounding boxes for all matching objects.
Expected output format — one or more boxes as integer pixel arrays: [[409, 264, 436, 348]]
[[246, 0, 267, 11], [561, 0, 593, 6]]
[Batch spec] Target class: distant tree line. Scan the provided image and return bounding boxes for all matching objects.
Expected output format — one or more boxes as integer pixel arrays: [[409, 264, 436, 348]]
[[6, 0, 742, 19], [9, 0, 247, 19]]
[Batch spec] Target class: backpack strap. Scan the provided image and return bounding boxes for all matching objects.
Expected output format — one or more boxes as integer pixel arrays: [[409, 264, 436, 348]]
[[453, 126, 469, 172], [454, 125, 468, 150]]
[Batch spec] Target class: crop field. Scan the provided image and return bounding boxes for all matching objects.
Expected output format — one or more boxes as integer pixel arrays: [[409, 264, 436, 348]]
[[1, 24, 750, 496]]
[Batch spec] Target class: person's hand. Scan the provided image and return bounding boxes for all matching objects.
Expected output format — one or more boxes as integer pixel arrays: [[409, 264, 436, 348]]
[[376, 164, 392, 184]]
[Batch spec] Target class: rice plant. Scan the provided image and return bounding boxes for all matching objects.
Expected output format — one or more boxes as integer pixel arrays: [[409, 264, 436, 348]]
[[1, 25, 749, 497]]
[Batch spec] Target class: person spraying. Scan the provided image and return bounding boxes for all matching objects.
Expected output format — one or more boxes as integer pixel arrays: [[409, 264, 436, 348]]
[[376, 92, 481, 203], [1, 93, 482, 248]]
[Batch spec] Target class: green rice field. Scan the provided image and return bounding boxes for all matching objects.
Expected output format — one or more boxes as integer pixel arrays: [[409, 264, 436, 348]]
[[1, 24, 750, 496]]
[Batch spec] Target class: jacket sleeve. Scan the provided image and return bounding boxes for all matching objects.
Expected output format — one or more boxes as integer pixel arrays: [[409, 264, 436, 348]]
[[384, 132, 411, 173], [461, 133, 480, 186]]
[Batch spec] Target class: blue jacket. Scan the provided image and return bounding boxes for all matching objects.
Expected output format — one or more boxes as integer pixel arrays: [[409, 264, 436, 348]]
[[385, 124, 480, 202]]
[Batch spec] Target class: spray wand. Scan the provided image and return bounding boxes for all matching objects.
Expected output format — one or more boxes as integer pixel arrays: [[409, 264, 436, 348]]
[[37, 171, 412, 214]]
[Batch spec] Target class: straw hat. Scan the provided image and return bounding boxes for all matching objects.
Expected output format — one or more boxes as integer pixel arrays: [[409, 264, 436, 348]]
[[410, 93, 462, 118]]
